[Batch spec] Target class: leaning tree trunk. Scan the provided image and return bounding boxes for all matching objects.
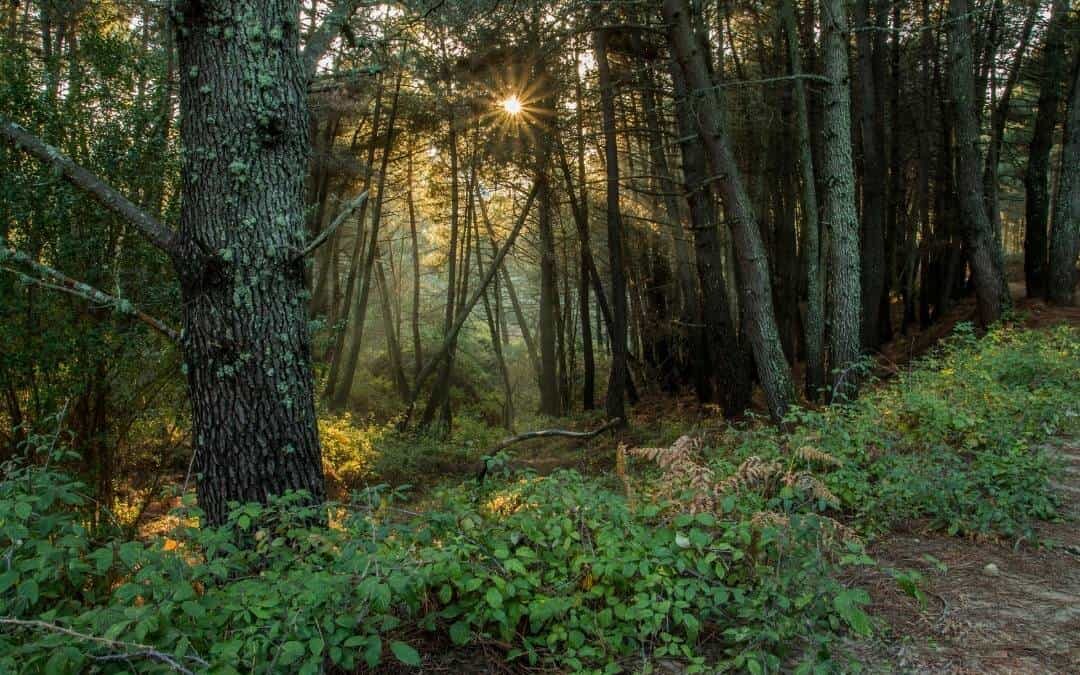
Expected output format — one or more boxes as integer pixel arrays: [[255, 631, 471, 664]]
[[173, 0, 331, 525], [946, 0, 1008, 326], [820, 0, 863, 400], [662, 0, 794, 421], [1047, 51, 1080, 306]]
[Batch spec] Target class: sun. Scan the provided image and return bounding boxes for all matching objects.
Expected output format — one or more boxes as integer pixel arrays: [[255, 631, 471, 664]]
[[501, 95, 523, 116]]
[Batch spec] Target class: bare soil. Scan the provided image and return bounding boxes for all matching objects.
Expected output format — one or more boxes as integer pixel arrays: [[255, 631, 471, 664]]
[[848, 440, 1080, 674]]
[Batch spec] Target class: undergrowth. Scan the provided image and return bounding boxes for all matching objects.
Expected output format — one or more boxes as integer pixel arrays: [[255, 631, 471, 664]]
[[1, 324, 1076, 673]]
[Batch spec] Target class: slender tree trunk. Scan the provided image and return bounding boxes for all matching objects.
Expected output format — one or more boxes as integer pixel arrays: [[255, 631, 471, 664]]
[[1048, 51, 1080, 306], [853, 0, 887, 349], [780, 0, 824, 400], [662, 0, 794, 421], [820, 0, 863, 399], [407, 141, 423, 378], [946, 0, 1008, 326], [1025, 0, 1070, 299], [592, 2, 628, 422], [536, 108, 561, 416], [332, 71, 402, 408]]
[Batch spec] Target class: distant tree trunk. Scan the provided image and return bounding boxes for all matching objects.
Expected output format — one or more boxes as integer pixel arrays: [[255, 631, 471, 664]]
[[324, 77, 383, 394], [820, 0, 863, 399], [780, 0, 824, 400], [1048, 51, 1080, 306], [982, 2, 1037, 233], [332, 70, 402, 408], [1025, 0, 1070, 299], [946, 0, 1008, 326], [472, 210, 514, 428], [662, 0, 794, 421], [592, 2, 628, 422], [853, 0, 887, 349], [374, 245, 409, 400], [407, 141, 423, 378]]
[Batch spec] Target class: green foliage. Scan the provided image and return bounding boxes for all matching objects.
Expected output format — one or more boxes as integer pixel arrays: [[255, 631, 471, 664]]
[[2, 325, 1074, 672], [722, 324, 1078, 539]]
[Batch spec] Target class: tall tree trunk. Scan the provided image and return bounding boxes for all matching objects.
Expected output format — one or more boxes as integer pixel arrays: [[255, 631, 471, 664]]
[[407, 141, 423, 378], [1025, 0, 1070, 299], [853, 0, 887, 349], [537, 109, 561, 416], [172, 0, 355, 525], [669, 58, 750, 414], [820, 0, 863, 399], [781, 0, 824, 400], [1048, 51, 1080, 306], [662, 0, 794, 421], [946, 0, 1009, 326], [592, 2, 628, 423]]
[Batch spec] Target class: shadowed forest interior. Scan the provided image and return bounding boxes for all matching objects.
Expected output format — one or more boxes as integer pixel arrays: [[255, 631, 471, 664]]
[[1, 0, 1079, 672]]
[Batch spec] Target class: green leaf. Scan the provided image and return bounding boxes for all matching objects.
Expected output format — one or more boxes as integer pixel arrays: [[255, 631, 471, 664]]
[[17, 579, 39, 605], [14, 501, 31, 519], [833, 588, 872, 636], [449, 620, 470, 645], [363, 636, 382, 667], [390, 641, 420, 666], [279, 641, 305, 665], [309, 637, 324, 655], [0, 571, 18, 594], [485, 587, 503, 609]]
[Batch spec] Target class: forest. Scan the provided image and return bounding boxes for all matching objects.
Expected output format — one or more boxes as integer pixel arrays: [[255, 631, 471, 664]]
[[0, 0, 1079, 672]]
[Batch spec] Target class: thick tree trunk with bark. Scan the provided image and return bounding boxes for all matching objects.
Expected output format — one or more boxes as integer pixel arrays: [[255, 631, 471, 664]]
[[946, 0, 1008, 326], [662, 0, 794, 421], [820, 0, 863, 400], [172, 0, 338, 525]]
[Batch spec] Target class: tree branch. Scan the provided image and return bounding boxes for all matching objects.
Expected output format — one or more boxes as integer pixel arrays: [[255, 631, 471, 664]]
[[0, 118, 177, 255], [302, 0, 365, 79], [476, 418, 623, 484], [292, 190, 368, 262], [0, 618, 207, 674], [1, 244, 179, 342]]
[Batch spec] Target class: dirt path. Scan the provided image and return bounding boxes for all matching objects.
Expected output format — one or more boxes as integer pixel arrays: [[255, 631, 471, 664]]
[[852, 440, 1080, 673]]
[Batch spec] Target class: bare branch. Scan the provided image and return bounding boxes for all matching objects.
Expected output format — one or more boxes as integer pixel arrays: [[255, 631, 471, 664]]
[[0, 618, 208, 674], [1, 244, 179, 342], [292, 190, 368, 262], [476, 418, 623, 484], [302, 0, 365, 79], [0, 118, 177, 254]]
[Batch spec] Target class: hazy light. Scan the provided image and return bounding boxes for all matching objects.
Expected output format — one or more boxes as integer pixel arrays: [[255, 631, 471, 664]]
[[501, 95, 523, 115]]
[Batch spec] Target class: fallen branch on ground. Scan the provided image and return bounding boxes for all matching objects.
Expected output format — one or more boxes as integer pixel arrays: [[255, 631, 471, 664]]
[[0, 618, 208, 674], [476, 418, 623, 484]]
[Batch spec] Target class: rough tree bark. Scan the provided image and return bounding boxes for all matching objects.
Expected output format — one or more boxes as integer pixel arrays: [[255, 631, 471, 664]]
[[662, 0, 794, 421], [946, 0, 1008, 326], [820, 0, 863, 399]]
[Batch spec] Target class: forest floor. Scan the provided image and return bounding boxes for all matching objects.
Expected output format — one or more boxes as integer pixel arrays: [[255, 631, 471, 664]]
[[486, 289, 1080, 674], [849, 438, 1080, 673]]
